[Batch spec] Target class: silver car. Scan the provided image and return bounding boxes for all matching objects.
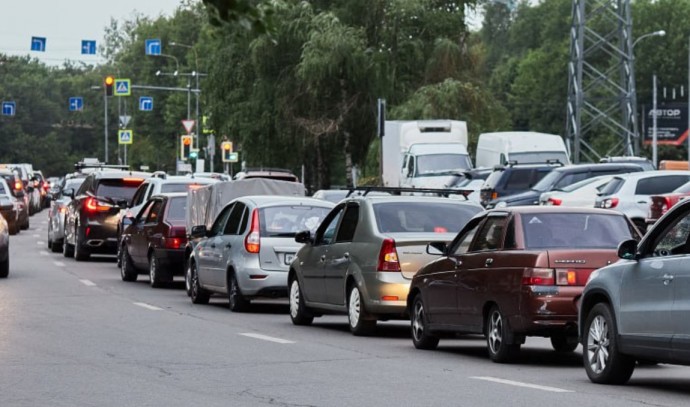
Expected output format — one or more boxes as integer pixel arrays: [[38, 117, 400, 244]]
[[47, 177, 86, 252], [580, 197, 690, 384], [187, 196, 334, 311]]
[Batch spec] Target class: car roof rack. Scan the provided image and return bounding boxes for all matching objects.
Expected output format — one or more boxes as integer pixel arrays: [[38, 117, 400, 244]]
[[74, 161, 129, 171], [343, 186, 474, 199], [151, 171, 167, 179]]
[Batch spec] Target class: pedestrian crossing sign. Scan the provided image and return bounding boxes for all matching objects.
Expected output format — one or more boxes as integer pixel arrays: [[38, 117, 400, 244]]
[[114, 79, 131, 96], [118, 129, 133, 145]]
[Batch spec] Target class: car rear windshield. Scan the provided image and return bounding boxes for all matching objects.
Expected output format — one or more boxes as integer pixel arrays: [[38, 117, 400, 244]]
[[510, 151, 568, 165], [95, 179, 145, 203], [64, 178, 85, 191], [166, 196, 186, 221], [160, 183, 197, 193], [259, 205, 331, 237], [374, 202, 481, 234], [522, 213, 635, 249]]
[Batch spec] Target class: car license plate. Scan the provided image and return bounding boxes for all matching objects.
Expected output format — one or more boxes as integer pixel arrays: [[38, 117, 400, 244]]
[[284, 253, 295, 265]]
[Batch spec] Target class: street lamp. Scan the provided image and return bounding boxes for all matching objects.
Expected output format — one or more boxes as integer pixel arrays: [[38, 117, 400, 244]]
[[630, 30, 666, 157]]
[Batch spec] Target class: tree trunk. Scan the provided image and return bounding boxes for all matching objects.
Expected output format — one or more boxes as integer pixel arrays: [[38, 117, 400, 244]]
[[344, 130, 353, 187]]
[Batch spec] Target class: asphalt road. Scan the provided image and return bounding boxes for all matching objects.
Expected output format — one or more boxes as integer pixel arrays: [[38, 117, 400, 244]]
[[2, 214, 690, 407]]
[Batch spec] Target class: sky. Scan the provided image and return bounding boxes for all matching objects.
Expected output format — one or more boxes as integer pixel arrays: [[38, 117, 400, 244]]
[[0, 0, 183, 65]]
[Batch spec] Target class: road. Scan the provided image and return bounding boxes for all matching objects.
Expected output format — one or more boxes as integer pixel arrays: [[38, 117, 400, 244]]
[[1, 214, 690, 407]]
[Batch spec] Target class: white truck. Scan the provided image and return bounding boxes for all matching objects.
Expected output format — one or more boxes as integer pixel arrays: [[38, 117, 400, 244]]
[[382, 120, 471, 189], [475, 131, 570, 168]]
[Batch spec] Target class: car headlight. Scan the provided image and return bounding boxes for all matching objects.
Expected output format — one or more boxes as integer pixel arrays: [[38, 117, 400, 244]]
[[494, 201, 508, 208]]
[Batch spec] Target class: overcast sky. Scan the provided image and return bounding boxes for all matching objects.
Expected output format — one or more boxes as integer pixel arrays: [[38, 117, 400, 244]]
[[0, 0, 183, 65]]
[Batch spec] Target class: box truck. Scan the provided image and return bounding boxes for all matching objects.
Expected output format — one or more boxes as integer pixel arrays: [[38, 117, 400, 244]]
[[475, 131, 570, 168]]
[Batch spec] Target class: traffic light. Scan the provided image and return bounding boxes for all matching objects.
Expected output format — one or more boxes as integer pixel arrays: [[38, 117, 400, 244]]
[[105, 76, 114, 96], [221, 141, 233, 162], [180, 135, 193, 160]]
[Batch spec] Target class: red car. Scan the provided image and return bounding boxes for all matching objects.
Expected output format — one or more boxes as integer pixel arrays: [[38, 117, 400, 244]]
[[407, 207, 640, 363], [647, 181, 690, 224]]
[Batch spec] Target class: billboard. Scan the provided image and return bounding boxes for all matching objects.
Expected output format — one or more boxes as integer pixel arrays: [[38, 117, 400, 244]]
[[643, 103, 689, 145]]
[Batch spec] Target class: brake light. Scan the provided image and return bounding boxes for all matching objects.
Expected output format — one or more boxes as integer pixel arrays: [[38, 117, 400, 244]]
[[547, 197, 562, 206], [377, 238, 401, 272], [661, 196, 672, 215], [522, 268, 555, 285], [556, 269, 577, 285], [601, 197, 619, 209], [14, 181, 22, 191], [59, 206, 67, 214], [85, 197, 111, 212], [163, 237, 185, 249], [123, 178, 144, 183], [43, 181, 50, 190], [244, 208, 260, 254], [188, 184, 203, 190]]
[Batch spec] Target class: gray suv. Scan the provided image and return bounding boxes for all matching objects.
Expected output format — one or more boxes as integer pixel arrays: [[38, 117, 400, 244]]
[[580, 198, 690, 384]]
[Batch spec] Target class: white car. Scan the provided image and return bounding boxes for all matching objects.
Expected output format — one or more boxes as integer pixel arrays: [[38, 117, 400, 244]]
[[539, 175, 614, 207], [594, 170, 690, 232]]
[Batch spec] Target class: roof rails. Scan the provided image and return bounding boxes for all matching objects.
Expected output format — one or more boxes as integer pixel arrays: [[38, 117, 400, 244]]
[[151, 171, 167, 179], [501, 159, 564, 167], [74, 161, 129, 171], [344, 186, 474, 199]]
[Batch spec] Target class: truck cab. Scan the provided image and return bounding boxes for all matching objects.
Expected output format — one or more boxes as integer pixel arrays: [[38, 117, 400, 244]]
[[400, 143, 472, 189]]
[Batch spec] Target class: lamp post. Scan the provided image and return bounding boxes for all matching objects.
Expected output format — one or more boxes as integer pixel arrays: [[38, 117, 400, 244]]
[[630, 29, 666, 156]]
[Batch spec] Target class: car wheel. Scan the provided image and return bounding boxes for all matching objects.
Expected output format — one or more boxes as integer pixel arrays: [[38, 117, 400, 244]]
[[411, 295, 439, 350], [8, 222, 18, 236], [120, 244, 138, 282], [62, 235, 74, 258], [20, 217, 29, 230], [51, 238, 63, 253], [289, 278, 313, 326], [149, 255, 163, 288], [0, 256, 8, 278], [583, 303, 635, 384], [73, 227, 90, 261], [228, 272, 250, 312], [347, 284, 376, 336], [486, 305, 520, 363], [185, 261, 193, 297], [551, 334, 579, 352], [189, 261, 210, 304]]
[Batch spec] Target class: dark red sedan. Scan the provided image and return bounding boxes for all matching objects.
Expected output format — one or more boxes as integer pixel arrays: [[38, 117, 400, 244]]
[[120, 193, 187, 287], [407, 207, 640, 363], [647, 181, 690, 225]]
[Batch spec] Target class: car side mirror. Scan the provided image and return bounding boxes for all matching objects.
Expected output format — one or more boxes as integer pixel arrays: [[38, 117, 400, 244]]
[[426, 241, 448, 256], [190, 225, 208, 239], [295, 230, 313, 244], [115, 198, 129, 208], [122, 215, 135, 226], [617, 239, 638, 260], [63, 188, 75, 199]]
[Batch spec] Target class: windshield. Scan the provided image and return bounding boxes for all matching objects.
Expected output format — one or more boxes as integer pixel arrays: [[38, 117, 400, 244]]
[[166, 196, 186, 221], [374, 202, 482, 234], [64, 178, 85, 192], [259, 205, 332, 237], [416, 154, 472, 175], [96, 179, 144, 203], [531, 170, 562, 192], [523, 213, 635, 249], [510, 151, 568, 165]]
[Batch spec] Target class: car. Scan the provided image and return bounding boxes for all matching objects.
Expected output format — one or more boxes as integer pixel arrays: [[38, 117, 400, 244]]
[[479, 161, 563, 207], [63, 170, 150, 260], [30, 170, 50, 209], [407, 206, 640, 363], [233, 168, 300, 182], [312, 189, 390, 203], [0, 178, 21, 235], [647, 179, 690, 225], [486, 163, 646, 209], [187, 196, 334, 311], [599, 156, 656, 171], [9, 164, 42, 215], [288, 195, 483, 335], [445, 168, 492, 203], [539, 175, 615, 207], [595, 170, 690, 233], [47, 176, 87, 252], [0, 214, 9, 278], [0, 169, 29, 231], [120, 193, 189, 287], [580, 198, 690, 384]]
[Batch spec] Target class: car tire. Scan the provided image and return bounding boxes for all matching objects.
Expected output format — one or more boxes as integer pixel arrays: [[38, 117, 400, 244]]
[[347, 284, 376, 336], [411, 294, 439, 350], [486, 305, 520, 363], [62, 235, 74, 258], [20, 217, 29, 230], [189, 261, 210, 304], [51, 239, 63, 253], [73, 227, 90, 261], [8, 222, 18, 236], [0, 256, 8, 278], [120, 244, 138, 282], [551, 334, 579, 352], [289, 278, 313, 326], [149, 254, 164, 288], [583, 303, 635, 384], [227, 272, 250, 312]]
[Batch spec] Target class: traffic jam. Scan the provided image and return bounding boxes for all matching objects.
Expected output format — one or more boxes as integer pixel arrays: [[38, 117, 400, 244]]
[[3, 136, 690, 387]]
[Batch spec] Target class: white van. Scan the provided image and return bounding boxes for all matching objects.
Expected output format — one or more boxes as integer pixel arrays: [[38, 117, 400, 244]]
[[475, 131, 570, 168]]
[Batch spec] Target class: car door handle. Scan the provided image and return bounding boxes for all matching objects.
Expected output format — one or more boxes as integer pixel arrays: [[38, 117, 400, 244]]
[[320, 255, 326, 263], [637, 201, 647, 204], [662, 274, 674, 285], [225, 243, 232, 249], [343, 252, 350, 259], [485, 258, 494, 266]]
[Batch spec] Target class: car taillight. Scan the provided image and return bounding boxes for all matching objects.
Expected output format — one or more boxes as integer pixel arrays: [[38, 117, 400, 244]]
[[14, 181, 22, 191], [555, 268, 592, 286], [43, 181, 50, 190], [244, 208, 260, 254], [547, 197, 562, 206], [163, 237, 185, 249], [661, 197, 672, 215], [59, 206, 67, 214], [522, 268, 555, 285], [601, 197, 619, 209], [85, 197, 111, 212], [377, 238, 401, 272]]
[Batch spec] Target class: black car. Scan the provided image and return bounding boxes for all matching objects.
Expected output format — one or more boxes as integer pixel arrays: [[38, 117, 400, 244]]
[[480, 161, 563, 207], [485, 163, 646, 209], [63, 170, 150, 261], [0, 169, 29, 231]]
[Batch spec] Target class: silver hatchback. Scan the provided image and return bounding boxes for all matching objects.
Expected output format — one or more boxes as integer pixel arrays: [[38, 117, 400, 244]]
[[187, 195, 334, 311]]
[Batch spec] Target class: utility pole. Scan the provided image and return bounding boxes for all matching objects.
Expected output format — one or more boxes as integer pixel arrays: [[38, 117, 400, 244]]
[[653, 74, 658, 168], [104, 87, 109, 164]]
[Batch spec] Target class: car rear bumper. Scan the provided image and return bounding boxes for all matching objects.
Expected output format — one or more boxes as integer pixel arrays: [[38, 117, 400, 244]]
[[236, 263, 288, 298], [154, 248, 186, 276], [80, 221, 119, 254], [360, 272, 411, 317], [511, 286, 582, 335]]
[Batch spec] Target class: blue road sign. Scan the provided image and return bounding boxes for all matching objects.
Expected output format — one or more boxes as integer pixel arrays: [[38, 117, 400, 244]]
[[139, 96, 153, 111], [118, 130, 133, 145], [81, 40, 97, 55], [145, 39, 161, 56], [31, 36, 46, 52], [114, 79, 131, 96], [1, 101, 16, 116], [69, 97, 84, 112]]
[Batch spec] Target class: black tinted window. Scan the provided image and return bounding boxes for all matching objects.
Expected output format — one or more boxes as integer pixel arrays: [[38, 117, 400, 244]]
[[599, 177, 625, 195], [166, 197, 186, 221], [96, 179, 144, 203], [470, 216, 508, 251], [374, 202, 481, 234], [553, 172, 589, 189], [522, 213, 633, 249], [635, 176, 690, 195], [261, 205, 332, 237], [335, 205, 359, 242], [504, 169, 535, 190], [211, 204, 233, 236], [146, 200, 164, 224], [161, 183, 193, 193], [224, 203, 246, 235]]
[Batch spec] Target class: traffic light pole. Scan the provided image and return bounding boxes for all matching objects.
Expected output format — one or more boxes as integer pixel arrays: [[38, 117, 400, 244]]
[[104, 86, 109, 164]]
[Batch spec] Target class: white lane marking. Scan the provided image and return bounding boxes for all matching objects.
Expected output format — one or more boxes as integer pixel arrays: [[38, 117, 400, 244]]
[[133, 302, 164, 311], [79, 279, 96, 287], [40, 251, 49, 256], [239, 333, 295, 344], [33, 234, 40, 237], [470, 377, 573, 393], [53, 261, 65, 267], [37, 241, 45, 245]]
